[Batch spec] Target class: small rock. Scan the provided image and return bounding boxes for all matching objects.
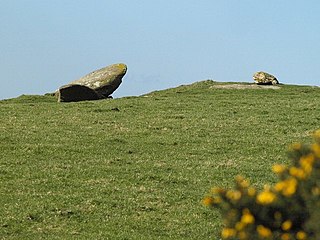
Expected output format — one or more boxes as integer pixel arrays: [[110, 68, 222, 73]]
[[253, 71, 279, 85]]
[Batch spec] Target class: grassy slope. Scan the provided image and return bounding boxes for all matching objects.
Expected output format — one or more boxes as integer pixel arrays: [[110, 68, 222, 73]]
[[0, 81, 319, 239]]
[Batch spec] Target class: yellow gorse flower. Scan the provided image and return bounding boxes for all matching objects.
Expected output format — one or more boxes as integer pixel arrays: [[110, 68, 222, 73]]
[[299, 154, 315, 175], [314, 129, 320, 141], [226, 190, 241, 201], [256, 189, 276, 205], [274, 177, 298, 196], [296, 231, 307, 240], [238, 231, 247, 240], [311, 143, 320, 158], [235, 221, 245, 231], [289, 166, 307, 180], [272, 164, 287, 174], [202, 196, 222, 206], [281, 233, 291, 240], [221, 227, 236, 239], [281, 177, 297, 196], [241, 208, 255, 225], [247, 187, 256, 197], [202, 196, 213, 206], [256, 225, 272, 238], [236, 175, 250, 188], [281, 220, 292, 231]]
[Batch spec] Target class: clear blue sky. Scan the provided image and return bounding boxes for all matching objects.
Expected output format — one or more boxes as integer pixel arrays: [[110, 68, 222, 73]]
[[1, 1, 319, 100]]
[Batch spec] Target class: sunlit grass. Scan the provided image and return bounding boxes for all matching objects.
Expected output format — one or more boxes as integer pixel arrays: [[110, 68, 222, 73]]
[[1, 81, 319, 239]]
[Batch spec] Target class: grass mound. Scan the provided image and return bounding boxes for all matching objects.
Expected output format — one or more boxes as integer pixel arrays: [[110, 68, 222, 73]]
[[1, 81, 319, 239]]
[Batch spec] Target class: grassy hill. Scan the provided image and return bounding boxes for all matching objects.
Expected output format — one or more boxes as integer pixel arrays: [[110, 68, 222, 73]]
[[1, 80, 319, 239]]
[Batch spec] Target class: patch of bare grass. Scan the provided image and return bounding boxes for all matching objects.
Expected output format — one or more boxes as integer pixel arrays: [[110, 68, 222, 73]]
[[209, 83, 281, 90]]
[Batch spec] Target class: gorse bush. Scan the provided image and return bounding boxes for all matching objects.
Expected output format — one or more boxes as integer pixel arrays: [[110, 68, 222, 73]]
[[203, 130, 320, 240]]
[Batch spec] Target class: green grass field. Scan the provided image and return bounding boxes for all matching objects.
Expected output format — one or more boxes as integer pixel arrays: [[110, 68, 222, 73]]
[[1, 81, 319, 239]]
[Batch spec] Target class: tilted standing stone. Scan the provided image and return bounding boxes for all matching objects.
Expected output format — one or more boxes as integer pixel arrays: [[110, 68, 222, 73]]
[[253, 71, 279, 85], [57, 63, 127, 102]]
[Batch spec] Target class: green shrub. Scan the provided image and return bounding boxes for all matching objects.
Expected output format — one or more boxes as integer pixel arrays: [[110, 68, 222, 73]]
[[203, 130, 320, 240]]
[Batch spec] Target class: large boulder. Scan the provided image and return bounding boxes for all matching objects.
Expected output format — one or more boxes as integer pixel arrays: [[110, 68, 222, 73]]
[[253, 71, 279, 85], [57, 63, 127, 102]]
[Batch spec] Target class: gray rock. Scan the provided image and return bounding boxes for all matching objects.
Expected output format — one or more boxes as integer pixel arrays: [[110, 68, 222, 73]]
[[57, 63, 127, 102], [58, 85, 101, 102], [253, 71, 279, 85]]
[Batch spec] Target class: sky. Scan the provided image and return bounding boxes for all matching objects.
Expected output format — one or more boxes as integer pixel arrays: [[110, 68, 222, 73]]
[[1, 1, 319, 100]]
